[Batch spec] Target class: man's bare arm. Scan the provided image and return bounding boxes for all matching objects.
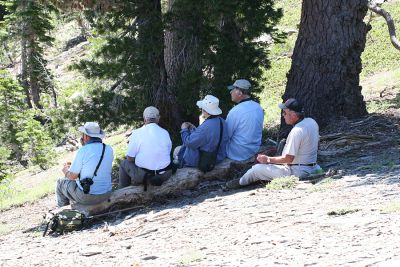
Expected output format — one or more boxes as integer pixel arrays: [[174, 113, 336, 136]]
[[257, 154, 294, 164], [62, 163, 79, 180]]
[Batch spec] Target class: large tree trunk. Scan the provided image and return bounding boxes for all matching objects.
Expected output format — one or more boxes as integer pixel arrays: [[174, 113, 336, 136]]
[[27, 42, 43, 109], [138, 0, 183, 134], [19, 0, 32, 109], [164, 0, 202, 125], [283, 0, 369, 128]]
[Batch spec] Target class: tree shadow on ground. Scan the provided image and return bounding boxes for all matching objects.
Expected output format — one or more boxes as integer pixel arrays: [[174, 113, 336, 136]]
[[93, 111, 400, 228], [89, 177, 264, 230], [318, 111, 400, 188]]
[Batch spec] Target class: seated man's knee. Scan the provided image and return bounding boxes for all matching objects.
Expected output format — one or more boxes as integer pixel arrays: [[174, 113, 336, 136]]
[[251, 163, 268, 174]]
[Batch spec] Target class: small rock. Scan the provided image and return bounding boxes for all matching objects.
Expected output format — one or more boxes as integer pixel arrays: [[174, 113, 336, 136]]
[[79, 250, 102, 257], [142, 255, 158, 260]]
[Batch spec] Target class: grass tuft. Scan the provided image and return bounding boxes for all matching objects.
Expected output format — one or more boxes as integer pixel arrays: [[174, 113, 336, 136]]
[[381, 201, 400, 213], [266, 175, 299, 190], [327, 208, 361, 216]]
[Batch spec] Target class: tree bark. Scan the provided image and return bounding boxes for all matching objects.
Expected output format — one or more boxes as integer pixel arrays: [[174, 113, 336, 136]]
[[283, 0, 369, 128], [139, 0, 183, 133], [164, 0, 202, 125], [27, 44, 43, 109], [19, 0, 32, 108]]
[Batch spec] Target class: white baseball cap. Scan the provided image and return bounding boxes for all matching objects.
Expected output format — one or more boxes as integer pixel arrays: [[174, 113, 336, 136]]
[[143, 106, 160, 119]]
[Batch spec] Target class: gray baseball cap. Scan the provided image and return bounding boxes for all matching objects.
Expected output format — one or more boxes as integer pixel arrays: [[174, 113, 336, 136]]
[[227, 79, 251, 91]]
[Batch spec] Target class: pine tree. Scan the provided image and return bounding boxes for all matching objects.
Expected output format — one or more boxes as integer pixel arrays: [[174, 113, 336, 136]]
[[165, 0, 283, 114], [0, 70, 26, 159], [0, 0, 57, 109], [0, 71, 55, 169], [73, 0, 282, 136], [0, 146, 11, 182], [74, 0, 172, 126], [16, 113, 56, 170]]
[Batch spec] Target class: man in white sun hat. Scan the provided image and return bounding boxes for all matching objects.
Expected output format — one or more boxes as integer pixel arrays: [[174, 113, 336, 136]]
[[56, 122, 114, 207], [118, 106, 173, 190], [177, 95, 228, 170], [226, 79, 264, 161]]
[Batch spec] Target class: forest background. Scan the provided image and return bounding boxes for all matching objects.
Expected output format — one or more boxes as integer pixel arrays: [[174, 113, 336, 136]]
[[0, 0, 399, 212]]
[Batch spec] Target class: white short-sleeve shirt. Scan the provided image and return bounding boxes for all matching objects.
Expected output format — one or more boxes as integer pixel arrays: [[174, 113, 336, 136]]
[[127, 123, 172, 170], [282, 118, 319, 164]]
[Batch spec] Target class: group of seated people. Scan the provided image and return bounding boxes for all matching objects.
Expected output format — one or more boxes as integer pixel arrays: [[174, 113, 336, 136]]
[[56, 79, 321, 207]]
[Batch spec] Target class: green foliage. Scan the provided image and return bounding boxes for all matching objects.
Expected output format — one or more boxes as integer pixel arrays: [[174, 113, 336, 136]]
[[0, 71, 56, 170], [1, 0, 57, 108], [165, 0, 285, 115], [16, 114, 56, 170], [266, 175, 298, 190], [0, 71, 26, 148], [73, 0, 283, 133], [61, 84, 137, 129], [0, 146, 11, 181], [72, 1, 162, 124]]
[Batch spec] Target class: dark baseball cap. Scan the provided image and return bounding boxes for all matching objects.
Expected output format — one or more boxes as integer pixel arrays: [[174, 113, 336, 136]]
[[278, 98, 304, 113]]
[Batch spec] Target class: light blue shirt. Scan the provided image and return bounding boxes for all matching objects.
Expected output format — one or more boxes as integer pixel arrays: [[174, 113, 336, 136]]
[[226, 99, 264, 161], [181, 117, 228, 167], [69, 142, 114, 195]]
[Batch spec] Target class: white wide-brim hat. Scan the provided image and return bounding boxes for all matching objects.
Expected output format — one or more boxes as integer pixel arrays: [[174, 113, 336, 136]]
[[78, 122, 105, 139], [196, 95, 222, 116]]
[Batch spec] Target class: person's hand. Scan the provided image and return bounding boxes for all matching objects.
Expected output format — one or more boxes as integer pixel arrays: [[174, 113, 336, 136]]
[[181, 122, 190, 130], [125, 129, 133, 137], [186, 122, 195, 129], [257, 154, 270, 164], [62, 162, 71, 175]]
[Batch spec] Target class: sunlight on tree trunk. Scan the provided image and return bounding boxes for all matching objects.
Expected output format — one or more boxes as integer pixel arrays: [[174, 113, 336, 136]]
[[284, 0, 369, 128]]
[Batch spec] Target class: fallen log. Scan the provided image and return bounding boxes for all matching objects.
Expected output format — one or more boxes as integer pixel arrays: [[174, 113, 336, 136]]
[[72, 158, 251, 216]]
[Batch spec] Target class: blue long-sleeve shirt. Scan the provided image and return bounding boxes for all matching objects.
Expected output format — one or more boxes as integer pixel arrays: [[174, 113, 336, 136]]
[[226, 99, 264, 161], [180, 116, 228, 167]]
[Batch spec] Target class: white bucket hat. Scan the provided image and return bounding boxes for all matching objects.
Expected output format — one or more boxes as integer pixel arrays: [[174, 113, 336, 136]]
[[196, 95, 222, 116], [78, 122, 105, 139]]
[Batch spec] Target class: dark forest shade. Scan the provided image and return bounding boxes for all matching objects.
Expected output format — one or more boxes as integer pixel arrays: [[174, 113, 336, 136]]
[[74, 0, 283, 137], [283, 0, 369, 128], [0, 4, 6, 21]]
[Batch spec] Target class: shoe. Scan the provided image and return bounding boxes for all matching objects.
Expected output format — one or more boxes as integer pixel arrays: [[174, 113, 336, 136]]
[[225, 178, 242, 190]]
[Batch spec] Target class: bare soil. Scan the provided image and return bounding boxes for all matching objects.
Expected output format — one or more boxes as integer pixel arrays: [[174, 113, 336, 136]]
[[0, 94, 399, 266]]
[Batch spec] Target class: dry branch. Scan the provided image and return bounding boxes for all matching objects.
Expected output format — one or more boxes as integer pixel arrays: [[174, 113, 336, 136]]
[[368, 2, 400, 51]]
